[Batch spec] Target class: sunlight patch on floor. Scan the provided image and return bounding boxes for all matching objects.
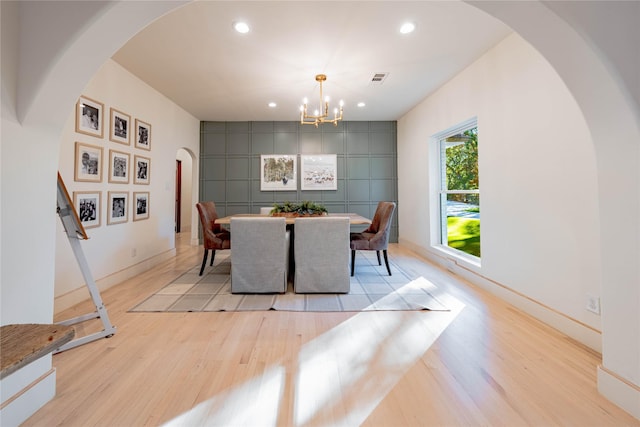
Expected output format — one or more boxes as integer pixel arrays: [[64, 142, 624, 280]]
[[161, 277, 465, 426], [294, 280, 464, 426], [162, 365, 285, 426]]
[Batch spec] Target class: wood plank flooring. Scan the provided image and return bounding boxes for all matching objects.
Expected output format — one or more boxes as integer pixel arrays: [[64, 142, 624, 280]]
[[23, 234, 639, 426]]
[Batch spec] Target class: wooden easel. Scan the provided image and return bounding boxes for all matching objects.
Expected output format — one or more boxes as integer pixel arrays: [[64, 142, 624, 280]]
[[54, 173, 116, 353]]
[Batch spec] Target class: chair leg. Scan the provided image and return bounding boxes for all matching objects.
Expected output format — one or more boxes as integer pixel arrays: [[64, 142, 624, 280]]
[[210, 250, 216, 266], [351, 250, 356, 277], [383, 249, 391, 276], [376, 251, 382, 265], [199, 249, 209, 276]]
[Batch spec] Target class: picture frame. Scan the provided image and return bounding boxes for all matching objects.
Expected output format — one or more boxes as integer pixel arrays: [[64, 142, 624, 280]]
[[107, 191, 128, 225], [135, 118, 151, 150], [75, 95, 104, 138], [133, 192, 150, 221], [133, 155, 150, 185], [260, 154, 297, 191], [301, 154, 338, 190], [108, 149, 130, 184], [73, 191, 101, 229], [109, 108, 131, 145], [74, 142, 103, 182]]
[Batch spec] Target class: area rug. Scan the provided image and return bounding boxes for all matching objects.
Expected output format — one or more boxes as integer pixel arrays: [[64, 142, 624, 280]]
[[129, 252, 449, 312]]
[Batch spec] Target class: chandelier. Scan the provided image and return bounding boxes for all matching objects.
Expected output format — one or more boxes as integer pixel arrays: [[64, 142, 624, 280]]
[[300, 74, 344, 127]]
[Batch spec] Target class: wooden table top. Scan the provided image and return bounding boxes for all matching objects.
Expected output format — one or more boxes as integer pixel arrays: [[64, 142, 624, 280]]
[[215, 213, 371, 225], [1, 323, 75, 379]]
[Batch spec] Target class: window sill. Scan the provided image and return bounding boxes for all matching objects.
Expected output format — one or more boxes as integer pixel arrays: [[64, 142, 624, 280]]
[[432, 244, 481, 272]]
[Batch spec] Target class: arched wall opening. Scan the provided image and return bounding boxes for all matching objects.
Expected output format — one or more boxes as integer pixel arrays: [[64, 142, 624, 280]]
[[2, 0, 637, 421], [176, 147, 200, 245]]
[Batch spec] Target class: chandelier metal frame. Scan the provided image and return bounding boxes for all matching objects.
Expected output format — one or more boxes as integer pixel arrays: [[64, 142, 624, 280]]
[[300, 74, 344, 127]]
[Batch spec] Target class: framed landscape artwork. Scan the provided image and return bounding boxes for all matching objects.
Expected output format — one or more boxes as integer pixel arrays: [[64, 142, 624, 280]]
[[133, 192, 150, 221], [75, 95, 104, 138], [260, 154, 297, 191], [135, 119, 151, 150], [133, 155, 150, 185], [109, 108, 131, 145], [301, 154, 337, 190], [107, 191, 128, 225], [73, 191, 101, 229], [74, 142, 103, 182], [108, 149, 130, 184]]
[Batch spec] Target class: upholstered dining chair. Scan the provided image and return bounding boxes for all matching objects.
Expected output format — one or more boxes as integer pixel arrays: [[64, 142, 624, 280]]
[[230, 217, 289, 293], [196, 201, 231, 276], [294, 217, 350, 293], [350, 201, 396, 276]]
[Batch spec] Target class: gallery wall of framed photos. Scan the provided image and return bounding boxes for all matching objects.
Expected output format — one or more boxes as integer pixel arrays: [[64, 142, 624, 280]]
[[72, 95, 152, 229]]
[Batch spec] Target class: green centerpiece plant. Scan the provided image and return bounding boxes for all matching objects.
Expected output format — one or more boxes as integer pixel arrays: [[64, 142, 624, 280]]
[[269, 201, 328, 216]]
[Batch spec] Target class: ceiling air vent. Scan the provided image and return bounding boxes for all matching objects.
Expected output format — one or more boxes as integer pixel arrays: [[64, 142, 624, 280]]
[[370, 72, 389, 85]]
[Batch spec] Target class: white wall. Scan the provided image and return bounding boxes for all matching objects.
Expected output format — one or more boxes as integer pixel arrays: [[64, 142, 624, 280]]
[[1, 3, 189, 424], [399, 33, 602, 341], [54, 60, 199, 311]]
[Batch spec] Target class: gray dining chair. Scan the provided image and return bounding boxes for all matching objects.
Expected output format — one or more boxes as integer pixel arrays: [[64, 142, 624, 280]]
[[294, 217, 350, 293], [230, 217, 289, 293]]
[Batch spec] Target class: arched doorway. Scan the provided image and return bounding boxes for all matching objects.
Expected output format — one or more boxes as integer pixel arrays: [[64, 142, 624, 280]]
[[3, 0, 638, 420]]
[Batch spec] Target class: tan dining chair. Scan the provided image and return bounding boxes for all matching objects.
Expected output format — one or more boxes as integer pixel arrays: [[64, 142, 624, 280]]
[[230, 217, 289, 293], [350, 201, 396, 276], [196, 201, 231, 276], [294, 217, 350, 293]]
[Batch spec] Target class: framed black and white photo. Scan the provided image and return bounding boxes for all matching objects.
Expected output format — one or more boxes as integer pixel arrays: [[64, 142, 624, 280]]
[[108, 149, 130, 184], [107, 191, 128, 225], [109, 108, 131, 145], [301, 154, 337, 190], [73, 191, 101, 229], [135, 119, 151, 150], [133, 155, 150, 185], [260, 154, 297, 191], [133, 192, 150, 221], [75, 95, 104, 138], [74, 142, 103, 182]]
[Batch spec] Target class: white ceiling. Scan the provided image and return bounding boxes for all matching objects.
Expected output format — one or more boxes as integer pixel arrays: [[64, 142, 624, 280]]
[[112, 1, 512, 122]]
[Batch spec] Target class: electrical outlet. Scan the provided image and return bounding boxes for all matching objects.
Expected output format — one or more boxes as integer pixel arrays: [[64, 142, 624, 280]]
[[131, 247, 137, 258], [586, 294, 601, 315]]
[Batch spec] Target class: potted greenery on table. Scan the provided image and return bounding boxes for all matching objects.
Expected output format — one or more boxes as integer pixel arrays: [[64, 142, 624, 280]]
[[269, 201, 328, 217]]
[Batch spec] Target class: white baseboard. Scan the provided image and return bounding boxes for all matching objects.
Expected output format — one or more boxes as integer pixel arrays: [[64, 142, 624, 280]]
[[398, 238, 602, 352], [54, 248, 177, 314], [598, 366, 640, 420], [0, 368, 56, 427]]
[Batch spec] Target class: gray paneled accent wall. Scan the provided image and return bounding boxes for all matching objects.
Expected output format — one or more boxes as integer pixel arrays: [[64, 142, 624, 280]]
[[200, 121, 398, 242]]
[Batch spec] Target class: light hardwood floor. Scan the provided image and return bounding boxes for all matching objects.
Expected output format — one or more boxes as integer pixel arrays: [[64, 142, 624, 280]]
[[24, 234, 639, 426]]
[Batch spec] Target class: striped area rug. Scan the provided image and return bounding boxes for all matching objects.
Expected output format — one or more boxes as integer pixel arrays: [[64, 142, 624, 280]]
[[129, 252, 449, 312]]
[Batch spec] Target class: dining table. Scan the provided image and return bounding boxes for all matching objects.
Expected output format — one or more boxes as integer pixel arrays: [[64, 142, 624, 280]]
[[215, 212, 372, 281], [214, 212, 371, 226]]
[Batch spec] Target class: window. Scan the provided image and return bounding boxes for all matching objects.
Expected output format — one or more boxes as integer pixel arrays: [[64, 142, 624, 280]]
[[438, 122, 480, 258]]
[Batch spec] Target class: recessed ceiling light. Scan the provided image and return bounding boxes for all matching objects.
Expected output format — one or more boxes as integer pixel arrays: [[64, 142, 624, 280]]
[[357, 102, 366, 108], [400, 22, 415, 34], [233, 21, 250, 34], [268, 102, 277, 108]]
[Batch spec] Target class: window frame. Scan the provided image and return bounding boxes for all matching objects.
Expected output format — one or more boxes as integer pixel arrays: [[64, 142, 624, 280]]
[[432, 117, 480, 263]]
